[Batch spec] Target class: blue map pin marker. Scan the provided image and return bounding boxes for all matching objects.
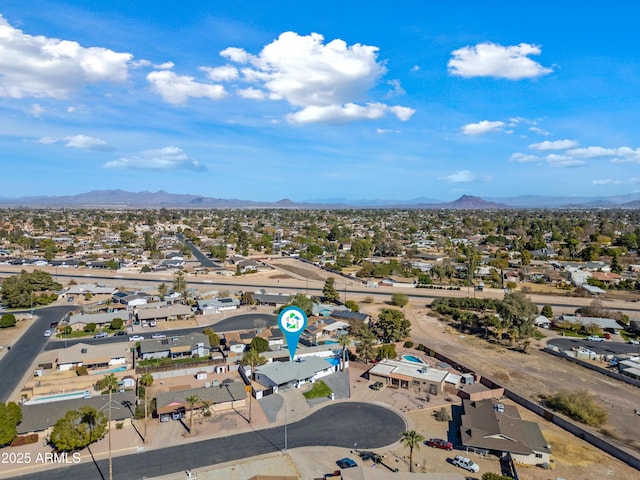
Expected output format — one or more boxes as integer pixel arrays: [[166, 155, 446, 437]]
[[278, 306, 308, 361]]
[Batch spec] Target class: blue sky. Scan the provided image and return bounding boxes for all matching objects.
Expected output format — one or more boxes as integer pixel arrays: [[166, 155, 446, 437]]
[[1, 1, 639, 202]]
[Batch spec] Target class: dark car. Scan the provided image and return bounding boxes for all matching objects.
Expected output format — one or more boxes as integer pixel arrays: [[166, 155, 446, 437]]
[[113, 331, 127, 336], [427, 438, 453, 450], [336, 457, 357, 469]]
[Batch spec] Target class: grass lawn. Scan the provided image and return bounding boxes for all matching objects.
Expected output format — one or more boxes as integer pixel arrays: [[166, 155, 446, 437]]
[[303, 380, 332, 399]]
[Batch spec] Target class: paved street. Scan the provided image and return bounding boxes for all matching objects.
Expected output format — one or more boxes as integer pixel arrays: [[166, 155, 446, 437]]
[[7, 402, 404, 480], [548, 337, 640, 356], [0, 305, 76, 402]]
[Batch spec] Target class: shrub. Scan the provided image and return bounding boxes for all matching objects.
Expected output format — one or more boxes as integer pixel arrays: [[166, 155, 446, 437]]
[[434, 407, 451, 422], [0, 313, 17, 328], [546, 390, 607, 427], [76, 366, 89, 376], [115, 422, 124, 430], [362, 296, 374, 304], [415, 344, 426, 352], [83, 323, 97, 333], [403, 340, 414, 348], [482, 473, 514, 480], [10, 434, 38, 447]]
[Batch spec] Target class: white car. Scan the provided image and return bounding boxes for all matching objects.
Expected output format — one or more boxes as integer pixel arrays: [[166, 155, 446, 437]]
[[452, 455, 480, 473], [587, 335, 605, 342], [151, 333, 166, 339], [43, 329, 53, 337], [629, 339, 640, 345], [129, 335, 144, 342]]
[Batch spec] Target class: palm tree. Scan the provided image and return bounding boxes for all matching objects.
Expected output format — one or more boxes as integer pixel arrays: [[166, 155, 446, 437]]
[[401, 430, 425, 473], [157, 282, 168, 300], [337, 334, 351, 371], [97, 374, 119, 480], [138, 373, 154, 442], [185, 394, 200, 433]]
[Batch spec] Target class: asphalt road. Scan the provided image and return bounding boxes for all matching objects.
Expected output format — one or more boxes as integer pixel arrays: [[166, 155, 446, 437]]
[[179, 236, 222, 270], [12, 402, 405, 480], [547, 337, 640, 356], [43, 313, 278, 351], [0, 305, 76, 403]]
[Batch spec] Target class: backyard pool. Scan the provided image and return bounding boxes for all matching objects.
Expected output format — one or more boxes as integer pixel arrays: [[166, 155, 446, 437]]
[[90, 365, 127, 375], [402, 355, 425, 364], [24, 390, 91, 405]]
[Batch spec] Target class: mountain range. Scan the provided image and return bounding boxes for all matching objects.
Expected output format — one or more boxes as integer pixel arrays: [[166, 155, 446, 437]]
[[0, 189, 640, 209]]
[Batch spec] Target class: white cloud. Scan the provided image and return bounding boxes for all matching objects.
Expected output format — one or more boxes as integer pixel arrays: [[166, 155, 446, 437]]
[[33, 134, 113, 151], [237, 87, 267, 100], [529, 139, 578, 150], [411, 65, 420, 72], [104, 146, 205, 171], [376, 128, 400, 134], [386, 79, 406, 97], [545, 154, 586, 168], [443, 170, 475, 183], [34, 136, 57, 144], [567, 146, 640, 163], [220, 31, 413, 124], [200, 65, 239, 82], [147, 70, 226, 104], [510, 153, 539, 163], [0, 14, 131, 99], [63, 134, 112, 151], [529, 126, 550, 136], [131, 59, 174, 70], [29, 104, 45, 118], [448, 42, 552, 80], [592, 178, 640, 185], [462, 120, 505, 135]]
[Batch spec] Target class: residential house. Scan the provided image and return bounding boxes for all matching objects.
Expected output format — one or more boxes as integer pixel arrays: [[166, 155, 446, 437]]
[[135, 303, 193, 323], [254, 356, 336, 391], [197, 297, 240, 313], [138, 333, 211, 361], [67, 311, 129, 331], [558, 315, 622, 333], [460, 398, 551, 465], [253, 290, 292, 306], [367, 359, 449, 396], [55, 342, 130, 371], [156, 381, 247, 418]]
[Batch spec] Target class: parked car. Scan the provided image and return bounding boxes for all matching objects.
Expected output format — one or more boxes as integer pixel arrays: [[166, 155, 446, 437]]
[[629, 339, 640, 345], [336, 458, 357, 469], [151, 333, 166, 339], [370, 381, 384, 390], [452, 455, 479, 473], [114, 331, 127, 336], [129, 335, 144, 341], [94, 332, 108, 339], [149, 320, 157, 327], [427, 438, 453, 450], [587, 335, 605, 342], [171, 412, 182, 420], [159, 414, 170, 423], [43, 329, 53, 337]]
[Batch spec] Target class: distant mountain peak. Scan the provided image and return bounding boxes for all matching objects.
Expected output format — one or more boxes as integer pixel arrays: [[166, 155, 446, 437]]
[[447, 195, 508, 209]]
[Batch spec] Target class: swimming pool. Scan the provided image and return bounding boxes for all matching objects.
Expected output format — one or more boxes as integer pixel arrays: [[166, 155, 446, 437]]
[[325, 357, 341, 367], [90, 365, 127, 375], [25, 390, 91, 405], [402, 355, 425, 364]]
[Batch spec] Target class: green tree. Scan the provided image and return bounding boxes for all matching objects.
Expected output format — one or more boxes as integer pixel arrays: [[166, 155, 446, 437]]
[[497, 291, 538, 342], [541, 305, 553, 318], [353, 322, 376, 363], [482, 473, 515, 480], [50, 406, 107, 451], [376, 343, 397, 360], [240, 291, 256, 305], [337, 334, 351, 370], [375, 308, 411, 342], [202, 328, 221, 347], [391, 292, 409, 307], [249, 336, 269, 353], [344, 300, 360, 312], [322, 277, 340, 302], [279, 293, 313, 316], [83, 323, 97, 333], [185, 394, 200, 433], [138, 373, 154, 442], [0, 270, 61, 308], [110, 318, 124, 330], [157, 282, 168, 300], [401, 430, 425, 473], [0, 313, 17, 328], [0, 402, 22, 447], [240, 348, 268, 378], [173, 271, 188, 303], [119, 231, 136, 244]]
